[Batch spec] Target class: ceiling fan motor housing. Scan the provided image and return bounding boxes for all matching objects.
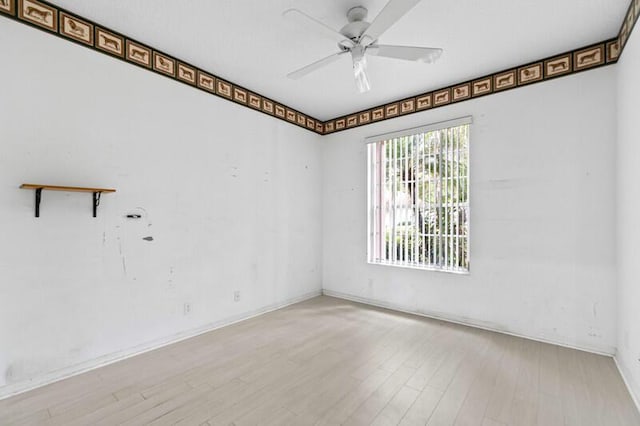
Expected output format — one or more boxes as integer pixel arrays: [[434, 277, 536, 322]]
[[347, 6, 368, 22], [341, 6, 370, 41]]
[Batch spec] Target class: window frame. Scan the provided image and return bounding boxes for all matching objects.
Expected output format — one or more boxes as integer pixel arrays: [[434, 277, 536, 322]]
[[366, 116, 472, 274]]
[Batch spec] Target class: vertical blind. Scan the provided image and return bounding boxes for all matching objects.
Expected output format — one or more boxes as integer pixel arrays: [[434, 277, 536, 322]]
[[367, 118, 471, 273]]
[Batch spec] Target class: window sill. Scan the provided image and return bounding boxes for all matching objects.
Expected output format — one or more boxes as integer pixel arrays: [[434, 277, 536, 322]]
[[367, 260, 470, 275]]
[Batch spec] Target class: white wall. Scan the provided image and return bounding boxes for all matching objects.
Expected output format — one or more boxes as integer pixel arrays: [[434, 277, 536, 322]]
[[0, 19, 322, 397], [322, 66, 618, 355], [617, 24, 640, 404], [0, 8, 630, 401]]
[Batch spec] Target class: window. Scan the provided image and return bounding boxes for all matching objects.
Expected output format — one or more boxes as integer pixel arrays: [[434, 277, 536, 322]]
[[367, 117, 471, 273]]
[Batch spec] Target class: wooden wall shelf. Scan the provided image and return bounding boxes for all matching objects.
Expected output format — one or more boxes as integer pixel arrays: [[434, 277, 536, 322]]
[[20, 184, 116, 218]]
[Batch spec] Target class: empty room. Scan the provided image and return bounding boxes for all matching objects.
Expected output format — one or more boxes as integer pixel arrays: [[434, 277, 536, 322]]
[[0, 0, 639, 424]]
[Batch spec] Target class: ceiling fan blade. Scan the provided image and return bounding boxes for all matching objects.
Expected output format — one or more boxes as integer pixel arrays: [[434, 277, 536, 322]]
[[283, 9, 354, 47], [367, 45, 443, 63], [287, 51, 348, 80], [360, 0, 422, 44]]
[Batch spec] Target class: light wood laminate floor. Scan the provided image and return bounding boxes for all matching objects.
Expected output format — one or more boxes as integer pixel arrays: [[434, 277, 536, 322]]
[[1, 296, 638, 425]]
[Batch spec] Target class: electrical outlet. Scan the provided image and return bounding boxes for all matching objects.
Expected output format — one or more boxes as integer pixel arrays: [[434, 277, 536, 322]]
[[183, 303, 191, 315], [234, 291, 240, 302]]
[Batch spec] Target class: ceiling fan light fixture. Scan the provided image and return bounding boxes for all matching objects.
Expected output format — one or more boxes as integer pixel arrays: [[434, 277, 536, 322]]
[[354, 61, 371, 93], [352, 46, 371, 93]]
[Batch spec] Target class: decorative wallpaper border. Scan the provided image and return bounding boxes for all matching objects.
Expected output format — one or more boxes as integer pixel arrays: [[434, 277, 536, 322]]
[[0, 0, 325, 134], [322, 0, 639, 134], [620, 0, 640, 50], [1, 0, 639, 136], [321, 39, 617, 134]]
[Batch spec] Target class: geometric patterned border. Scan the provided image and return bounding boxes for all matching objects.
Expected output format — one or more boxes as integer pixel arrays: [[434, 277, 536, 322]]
[[619, 0, 640, 52], [0, 0, 326, 134], [1, 0, 638, 136], [322, 39, 617, 134], [322, 0, 639, 134]]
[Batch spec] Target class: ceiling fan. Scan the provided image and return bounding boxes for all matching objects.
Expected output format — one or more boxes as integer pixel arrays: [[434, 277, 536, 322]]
[[283, 0, 442, 93]]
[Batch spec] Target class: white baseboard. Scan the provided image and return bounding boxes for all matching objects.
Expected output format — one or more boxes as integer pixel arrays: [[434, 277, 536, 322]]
[[0, 290, 321, 401], [614, 356, 640, 414], [322, 289, 616, 357]]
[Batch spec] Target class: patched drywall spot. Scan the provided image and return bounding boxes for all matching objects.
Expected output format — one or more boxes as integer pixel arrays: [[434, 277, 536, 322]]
[[4, 361, 39, 384], [588, 326, 602, 338], [142, 236, 154, 242], [133, 207, 152, 227], [5, 364, 14, 382], [168, 266, 174, 288]]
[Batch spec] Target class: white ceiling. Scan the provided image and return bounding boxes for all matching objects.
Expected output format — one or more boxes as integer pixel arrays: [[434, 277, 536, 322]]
[[49, 0, 629, 121]]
